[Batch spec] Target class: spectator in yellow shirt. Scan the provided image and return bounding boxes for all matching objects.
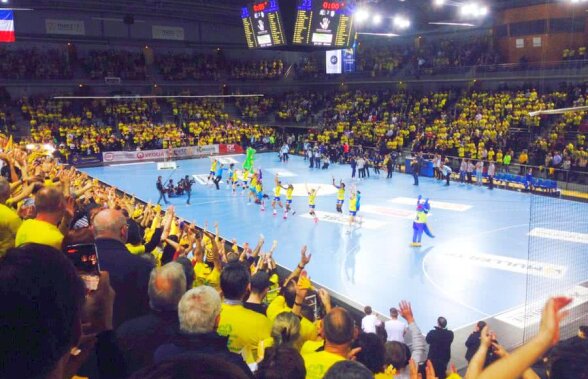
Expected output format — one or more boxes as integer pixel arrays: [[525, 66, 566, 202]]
[[0, 178, 22, 255], [302, 308, 356, 379], [217, 262, 272, 364], [15, 187, 73, 251]]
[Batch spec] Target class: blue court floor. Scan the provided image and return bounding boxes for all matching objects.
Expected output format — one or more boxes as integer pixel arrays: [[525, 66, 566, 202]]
[[82, 153, 588, 333]]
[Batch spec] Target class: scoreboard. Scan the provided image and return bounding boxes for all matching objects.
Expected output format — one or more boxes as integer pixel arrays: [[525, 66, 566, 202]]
[[293, 0, 354, 48], [241, 0, 286, 48]]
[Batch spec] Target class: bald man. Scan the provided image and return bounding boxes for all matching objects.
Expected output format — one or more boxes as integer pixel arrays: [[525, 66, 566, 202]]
[[15, 187, 67, 251], [0, 178, 22, 255], [94, 209, 153, 327], [302, 308, 357, 379]]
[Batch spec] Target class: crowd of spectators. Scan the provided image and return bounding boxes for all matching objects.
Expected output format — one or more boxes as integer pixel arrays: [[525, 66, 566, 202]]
[[276, 92, 326, 124], [15, 96, 275, 154], [82, 50, 147, 80], [229, 59, 285, 81], [411, 37, 501, 76], [156, 52, 226, 81], [0, 47, 73, 80], [0, 136, 586, 379]]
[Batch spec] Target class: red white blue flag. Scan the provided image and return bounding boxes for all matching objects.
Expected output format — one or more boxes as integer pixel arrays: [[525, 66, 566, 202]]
[[0, 10, 15, 42]]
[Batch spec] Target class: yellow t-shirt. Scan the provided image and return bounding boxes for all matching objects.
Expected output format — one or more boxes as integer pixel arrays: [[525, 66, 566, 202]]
[[15, 219, 63, 251], [0, 204, 22, 255], [126, 243, 146, 255], [303, 350, 346, 379], [217, 302, 271, 363], [193, 261, 221, 289], [267, 296, 319, 349]]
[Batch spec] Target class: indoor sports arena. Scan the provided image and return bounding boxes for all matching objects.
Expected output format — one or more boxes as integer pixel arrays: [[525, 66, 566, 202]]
[[0, 1, 587, 379]]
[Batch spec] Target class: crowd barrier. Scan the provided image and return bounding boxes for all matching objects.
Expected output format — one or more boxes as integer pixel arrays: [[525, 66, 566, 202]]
[[67, 144, 244, 167]]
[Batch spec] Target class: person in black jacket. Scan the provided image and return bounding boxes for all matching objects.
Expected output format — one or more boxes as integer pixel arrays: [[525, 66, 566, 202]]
[[93, 209, 154, 328], [154, 285, 253, 378], [156, 176, 169, 205], [464, 320, 499, 367], [425, 316, 454, 377], [116, 262, 186, 374]]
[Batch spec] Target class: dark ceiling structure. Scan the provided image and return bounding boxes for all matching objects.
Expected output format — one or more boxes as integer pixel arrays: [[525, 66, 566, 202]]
[[2, 0, 572, 34]]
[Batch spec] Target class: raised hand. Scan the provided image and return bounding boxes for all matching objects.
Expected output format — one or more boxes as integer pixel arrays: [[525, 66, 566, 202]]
[[399, 300, 415, 324], [299, 245, 311, 266], [539, 296, 572, 347]]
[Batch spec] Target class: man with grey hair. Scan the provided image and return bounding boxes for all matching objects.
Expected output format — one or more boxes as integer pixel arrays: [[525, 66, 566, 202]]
[[0, 177, 22, 255], [154, 286, 253, 378], [94, 208, 153, 327], [116, 262, 187, 373]]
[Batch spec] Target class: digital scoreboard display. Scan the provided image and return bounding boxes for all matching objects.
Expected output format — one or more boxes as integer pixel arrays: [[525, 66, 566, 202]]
[[293, 0, 354, 47], [241, 0, 286, 48]]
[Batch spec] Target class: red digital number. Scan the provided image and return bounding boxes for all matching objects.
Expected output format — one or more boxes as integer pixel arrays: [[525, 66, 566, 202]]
[[253, 1, 267, 12], [322, 1, 342, 10]]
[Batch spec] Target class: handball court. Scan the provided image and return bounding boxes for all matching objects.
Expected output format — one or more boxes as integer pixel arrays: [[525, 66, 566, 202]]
[[83, 153, 588, 366]]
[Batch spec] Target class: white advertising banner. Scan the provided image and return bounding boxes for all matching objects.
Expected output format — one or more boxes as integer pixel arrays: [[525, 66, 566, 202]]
[[102, 145, 219, 164], [152, 25, 185, 41], [45, 19, 85, 35], [326, 49, 342, 74]]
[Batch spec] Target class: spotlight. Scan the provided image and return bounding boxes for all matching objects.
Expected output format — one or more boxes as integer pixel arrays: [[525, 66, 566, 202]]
[[373, 14, 383, 25], [460, 3, 488, 18], [434, 0, 445, 6], [393, 15, 410, 29], [355, 8, 370, 23], [0, 0, 8, 4]]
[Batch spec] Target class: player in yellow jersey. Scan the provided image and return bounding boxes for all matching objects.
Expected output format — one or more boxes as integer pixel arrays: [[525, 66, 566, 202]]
[[255, 180, 265, 211], [348, 189, 358, 230], [332, 177, 345, 213], [207, 157, 218, 183], [241, 169, 251, 194], [231, 167, 240, 194], [284, 184, 295, 219], [271, 175, 284, 216], [306, 183, 320, 223], [248, 172, 259, 204]]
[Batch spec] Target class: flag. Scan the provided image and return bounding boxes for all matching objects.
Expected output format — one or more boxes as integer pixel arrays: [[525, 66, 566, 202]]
[[0, 10, 15, 43], [326, 49, 342, 74]]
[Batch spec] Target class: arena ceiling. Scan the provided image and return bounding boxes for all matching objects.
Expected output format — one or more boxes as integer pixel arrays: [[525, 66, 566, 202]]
[[5, 0, 562, 33]]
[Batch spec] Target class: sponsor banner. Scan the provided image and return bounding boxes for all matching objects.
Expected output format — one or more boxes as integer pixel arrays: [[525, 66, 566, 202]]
[[529, 227, 588, 245], [152, 25, 185, 40], [102, 145, 219, 164], [68, 152, 102, 166], [46, 19, 85, 35], [300, 210, 386, 229], [389, 197, 472, 212], [360, 205, 415, 219], [326, 49, 342, 74], [437, 251, 567, 279], [172, 145, 219, 159], [219, 144, 244, 154], [496, 284, 588, 329]]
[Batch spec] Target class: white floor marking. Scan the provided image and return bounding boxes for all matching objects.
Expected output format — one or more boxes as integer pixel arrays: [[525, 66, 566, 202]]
[[218, 157, 239, 165], [435, 251, 567, 279], [390, 197, 472, 211], [529, 227, 588, 244], [496, 284, 588, 328], [300, 210, 386, 229], [360, 204, 415, 219], [266, 168, 298, 177], [192, 174, 210, 185]]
